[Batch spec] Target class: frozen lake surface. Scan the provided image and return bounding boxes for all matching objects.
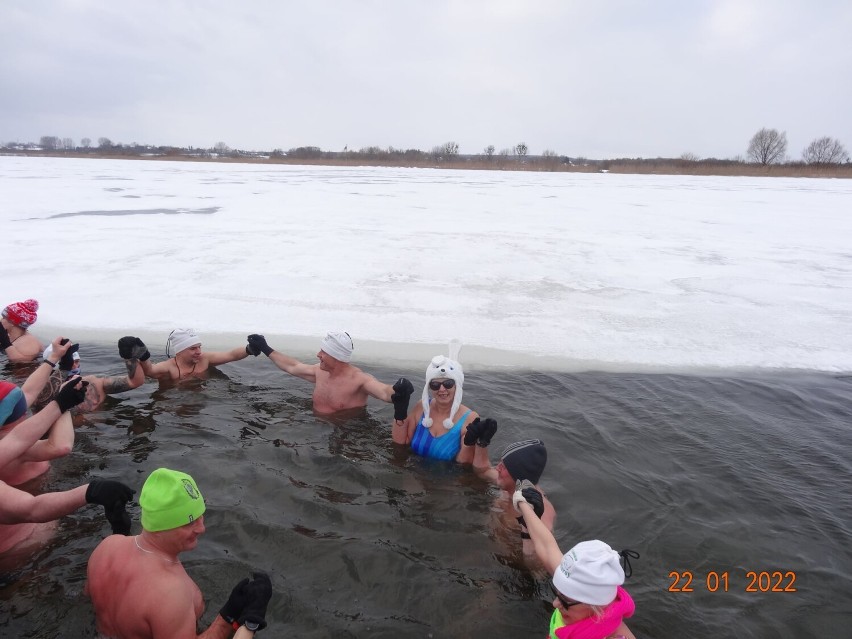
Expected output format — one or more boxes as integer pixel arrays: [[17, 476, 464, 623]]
[[3, 156, 851, 372]]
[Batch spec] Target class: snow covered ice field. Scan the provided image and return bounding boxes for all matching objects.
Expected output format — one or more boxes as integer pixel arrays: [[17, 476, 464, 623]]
[[3, 156, 851, 373]]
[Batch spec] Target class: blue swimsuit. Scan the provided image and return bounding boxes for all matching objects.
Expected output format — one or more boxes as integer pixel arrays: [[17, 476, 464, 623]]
[[410, 406, 471, 461]]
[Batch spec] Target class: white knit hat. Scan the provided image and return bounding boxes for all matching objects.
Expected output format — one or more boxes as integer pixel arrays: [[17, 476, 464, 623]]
[[320, 331, 354, 362], [43, 344, 80, 362], [552, 540, 625, 606], [168, 328, 201, 356], [421, 339, 464, 429]]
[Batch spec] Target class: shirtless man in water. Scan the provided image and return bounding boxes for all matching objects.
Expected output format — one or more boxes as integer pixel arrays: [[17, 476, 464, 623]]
[[139, 328, 250, 382], [246, 331, 414, 417], [87, 467, 273, 639]]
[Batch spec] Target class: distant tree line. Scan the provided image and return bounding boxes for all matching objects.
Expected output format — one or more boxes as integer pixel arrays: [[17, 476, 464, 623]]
[[2, 130, 849, 173]]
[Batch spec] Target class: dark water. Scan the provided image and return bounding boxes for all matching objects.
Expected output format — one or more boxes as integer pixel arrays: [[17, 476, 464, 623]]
[[2, 345, 851, 638]]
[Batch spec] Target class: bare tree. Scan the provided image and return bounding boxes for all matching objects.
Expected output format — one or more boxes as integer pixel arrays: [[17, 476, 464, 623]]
[[802, 136, 849, 165], [747, 128, 787, 165], [81, 137, 92, 149], [62, 137, 74, 150], [39, 135, 60, 150], [484, 145, 495, 158], [213, 141, 230, 155], [98, 137, 113, 149], [679, 152, 699, 162], [442, 141, 459, 156], [515, 142, 528, 157]]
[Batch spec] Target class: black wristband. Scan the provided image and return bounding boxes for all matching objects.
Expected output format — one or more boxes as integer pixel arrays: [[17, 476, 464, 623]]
[[43, 360, 58, 369]]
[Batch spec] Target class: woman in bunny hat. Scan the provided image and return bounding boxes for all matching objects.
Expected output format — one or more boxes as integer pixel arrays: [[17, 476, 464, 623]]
[[392, 340, 496, 466]]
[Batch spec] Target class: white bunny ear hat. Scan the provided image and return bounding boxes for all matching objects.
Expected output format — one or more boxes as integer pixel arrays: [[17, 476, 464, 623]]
[[421, 340, 464, 429]]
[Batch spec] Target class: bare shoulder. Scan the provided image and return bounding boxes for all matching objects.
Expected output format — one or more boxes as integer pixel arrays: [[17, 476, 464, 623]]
[[89, 533, 131, 565], [458, 405, 478, 422], [12, 333, 42, 360]]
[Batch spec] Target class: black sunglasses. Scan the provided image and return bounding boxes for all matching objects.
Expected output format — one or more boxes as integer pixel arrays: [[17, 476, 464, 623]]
[[551, 584, 582, 609], [428, 379, 456, 391]]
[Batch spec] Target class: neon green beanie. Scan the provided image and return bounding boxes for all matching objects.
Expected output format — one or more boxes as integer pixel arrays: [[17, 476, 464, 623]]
[[140, 468, 206, 532]]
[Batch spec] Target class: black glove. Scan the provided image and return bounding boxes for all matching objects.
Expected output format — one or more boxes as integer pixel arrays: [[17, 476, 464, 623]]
[[86, 479, 135, 535], [463, 417, 498, 447], [220, 577, 252, 624], [477, 418, 498, 448], [118, 336, 150, 361], [0, 323, 11, 350], [58, 343, 80, 371], [54, 376, 89, 412], [247, 334, 273, 357], [238, 572, 273, 631], [512, 479, 545, 519], [521, 484, 545, 519], [463, 417, 485, 446], [390, 377, 414, 420]]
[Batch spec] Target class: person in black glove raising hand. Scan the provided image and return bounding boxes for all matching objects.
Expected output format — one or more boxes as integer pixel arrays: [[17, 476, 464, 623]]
[[88, 468, 277, 638], [247, 331, 408, 417], [1, 376, 135, 564], [29, 337, 147, 415]]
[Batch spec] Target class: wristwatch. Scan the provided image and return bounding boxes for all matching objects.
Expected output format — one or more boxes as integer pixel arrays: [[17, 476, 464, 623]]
[[244, 621, 261, 632]]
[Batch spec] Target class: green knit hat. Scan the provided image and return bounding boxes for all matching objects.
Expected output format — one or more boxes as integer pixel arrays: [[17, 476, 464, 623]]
[[140, 468, 206, 532]]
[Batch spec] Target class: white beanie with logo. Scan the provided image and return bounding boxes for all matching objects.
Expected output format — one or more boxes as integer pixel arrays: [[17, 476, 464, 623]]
[[552, 540, 625, 606]]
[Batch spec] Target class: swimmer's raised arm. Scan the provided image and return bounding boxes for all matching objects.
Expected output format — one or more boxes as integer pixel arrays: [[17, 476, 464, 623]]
[[248, 334, 318, 382], [206, 345, 250, 367], [0, 377, 86, 468], [515, 484, 562, 572], [21, 336, 73, 406], [20, 412, 74, 462], [361, 374, 395, 403]]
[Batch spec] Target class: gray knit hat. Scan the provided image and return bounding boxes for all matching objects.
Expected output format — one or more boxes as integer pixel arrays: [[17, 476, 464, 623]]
[[501, 439, 547, 484]]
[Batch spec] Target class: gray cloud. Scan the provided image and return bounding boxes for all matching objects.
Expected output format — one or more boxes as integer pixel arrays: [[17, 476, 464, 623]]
[[1, 0, 850, 159]]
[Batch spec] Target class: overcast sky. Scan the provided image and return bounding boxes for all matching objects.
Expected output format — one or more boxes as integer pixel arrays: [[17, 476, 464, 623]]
[[2, 1, 850, 160]]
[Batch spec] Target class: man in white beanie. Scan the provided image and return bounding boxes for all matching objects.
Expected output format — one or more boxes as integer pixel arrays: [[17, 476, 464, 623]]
[[139, 329, 251, 382], [245, 332, 413, 417]]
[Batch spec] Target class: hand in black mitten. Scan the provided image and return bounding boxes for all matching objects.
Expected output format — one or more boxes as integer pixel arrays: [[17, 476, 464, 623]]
[[391, 377, 414, 420], [220, 577, 251, 624], [86, 479, 136, 535], [237, 572, 273, 630], [463, 417, 485, 446], [512, 479, 544, 518], [105, 501, 132, 535], [118, 336, 150, 361], [247, 334, 273, 357], [0, 323, 11, 350], [477, 418, 498, 448], [55, 376, 89, 412], [246, 338, 261, 356], [522, 484, 544, 519], [58, 343, 80, 371]]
